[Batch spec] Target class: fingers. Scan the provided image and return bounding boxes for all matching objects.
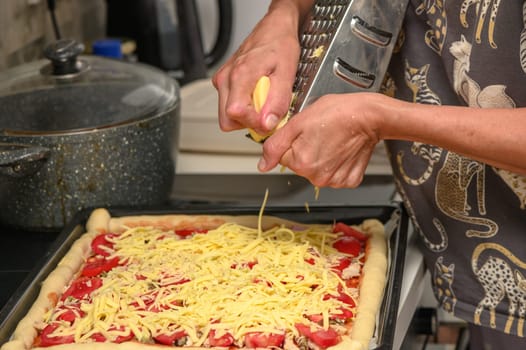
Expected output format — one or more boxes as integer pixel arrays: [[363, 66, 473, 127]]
[[258, 121, 301, 172], [213, 63, 244, 131], [213, 57, 261, 132], [259, 119, 374, 188], [213, 39, 299, 134], [323, 148, 372, 188]]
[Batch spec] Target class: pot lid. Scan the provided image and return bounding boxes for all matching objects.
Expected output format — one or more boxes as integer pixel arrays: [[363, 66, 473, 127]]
[[0, 39, 179, 134]]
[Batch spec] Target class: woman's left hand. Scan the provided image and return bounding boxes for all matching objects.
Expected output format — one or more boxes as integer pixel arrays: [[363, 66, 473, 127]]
[[258, 92, 387, 188]]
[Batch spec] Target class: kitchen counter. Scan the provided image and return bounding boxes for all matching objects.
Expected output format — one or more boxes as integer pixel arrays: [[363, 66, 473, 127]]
[[0, 174, 425, 349]]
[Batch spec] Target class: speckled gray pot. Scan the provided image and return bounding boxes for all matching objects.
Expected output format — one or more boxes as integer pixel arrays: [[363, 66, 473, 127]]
[[0, 104, 179, 231]]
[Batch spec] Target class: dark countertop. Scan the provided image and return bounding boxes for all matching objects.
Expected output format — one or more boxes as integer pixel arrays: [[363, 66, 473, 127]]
[[0, 174, 396, 314]]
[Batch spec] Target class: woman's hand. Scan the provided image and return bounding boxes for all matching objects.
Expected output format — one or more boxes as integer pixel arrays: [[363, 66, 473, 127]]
[[258, 93, 389, 188], [212, 1, 311, 136]]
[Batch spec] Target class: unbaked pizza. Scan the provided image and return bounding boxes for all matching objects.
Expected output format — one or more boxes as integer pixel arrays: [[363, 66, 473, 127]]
[[1, 208, 388, 350]]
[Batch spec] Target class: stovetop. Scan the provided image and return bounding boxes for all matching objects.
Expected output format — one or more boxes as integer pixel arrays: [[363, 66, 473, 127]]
[[0, 229, 59, 311]]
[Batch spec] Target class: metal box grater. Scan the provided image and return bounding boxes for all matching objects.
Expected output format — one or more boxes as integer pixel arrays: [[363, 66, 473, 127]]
[[290, 0, 409, 115]]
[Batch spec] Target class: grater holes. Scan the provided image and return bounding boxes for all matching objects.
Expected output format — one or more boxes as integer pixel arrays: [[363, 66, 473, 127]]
[[305, 20, 333, 35], [301, 34, 323, 49], [313, 4, 345, 21], [300, 34, 313, 48]]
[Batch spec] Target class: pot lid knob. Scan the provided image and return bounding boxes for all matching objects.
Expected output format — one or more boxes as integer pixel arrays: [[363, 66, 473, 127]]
[[44, 39, 86, 75]]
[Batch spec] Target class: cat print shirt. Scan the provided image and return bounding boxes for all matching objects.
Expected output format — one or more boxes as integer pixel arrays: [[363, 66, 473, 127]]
[[383, 0, 526, 337]]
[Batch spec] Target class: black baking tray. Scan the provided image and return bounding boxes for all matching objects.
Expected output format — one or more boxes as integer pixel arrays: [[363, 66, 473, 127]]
[[0, 204, 408, 349]]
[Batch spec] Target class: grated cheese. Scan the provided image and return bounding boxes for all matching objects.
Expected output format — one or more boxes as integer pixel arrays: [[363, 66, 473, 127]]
[[44, 219, 366, 346]]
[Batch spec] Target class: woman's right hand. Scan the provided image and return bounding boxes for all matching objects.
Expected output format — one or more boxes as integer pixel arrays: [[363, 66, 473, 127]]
[[212, 0, 313, 136]]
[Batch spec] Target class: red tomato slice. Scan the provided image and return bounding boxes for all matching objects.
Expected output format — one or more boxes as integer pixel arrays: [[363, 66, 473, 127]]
[[304, 257, 316, 265], [174, 229, 208, 237], [324, 285, 356, 307], [295, 323, 341, 348], [208, 330, 235, 347], [330, 257, 352, 277], [331, 307, 354, 320], [55, 304, 84, 323], [307, 308, 353, 322], [61, 276, 103, 301], [91, 326, 134, 343], [346, 276, 360, 288], [91, 333, 106, 342], [91, 233, 116, 256], [306, 313, 324, 323], [335, 291, 355, 306], [154, 330, 187, 345], [333, 236, 361, 257], [81, 256, 120, 277], [333, 222, 368, 241], [244, 332, 285, 348], [39, 323, 75, 346]]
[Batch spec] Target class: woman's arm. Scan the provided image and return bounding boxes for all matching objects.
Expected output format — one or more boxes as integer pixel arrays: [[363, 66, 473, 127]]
[[381, 97, 526, 175], [257, 92, 526, 188]]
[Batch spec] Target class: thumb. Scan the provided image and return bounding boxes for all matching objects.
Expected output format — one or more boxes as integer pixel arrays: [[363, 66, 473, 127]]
[[257, 123, 297, 172]]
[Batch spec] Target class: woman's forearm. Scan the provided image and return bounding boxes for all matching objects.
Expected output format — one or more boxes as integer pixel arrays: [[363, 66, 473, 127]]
[[267, 0, 315, 32], [381, 99, 526, 174]]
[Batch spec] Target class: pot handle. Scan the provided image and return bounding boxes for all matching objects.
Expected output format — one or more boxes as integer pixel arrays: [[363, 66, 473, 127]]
[[0, 143, 50, 178]]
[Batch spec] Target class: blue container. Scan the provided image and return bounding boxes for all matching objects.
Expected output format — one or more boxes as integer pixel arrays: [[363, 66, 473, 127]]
[[92, 39, 122, 59]]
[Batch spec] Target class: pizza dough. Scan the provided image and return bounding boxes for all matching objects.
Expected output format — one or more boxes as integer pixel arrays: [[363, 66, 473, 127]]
[[1, 208, 388, 350]]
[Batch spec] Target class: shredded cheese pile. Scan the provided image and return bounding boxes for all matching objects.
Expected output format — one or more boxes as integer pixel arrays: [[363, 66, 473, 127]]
[[45, 222, 362, 346]]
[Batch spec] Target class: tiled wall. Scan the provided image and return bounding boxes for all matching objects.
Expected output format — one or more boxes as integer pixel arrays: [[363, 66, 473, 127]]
[[0, 0, 106, 71]]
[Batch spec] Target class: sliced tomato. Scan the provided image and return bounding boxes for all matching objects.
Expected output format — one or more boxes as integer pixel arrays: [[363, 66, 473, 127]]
[[304, 257, 316, 265], [244, 332, 285, 348], [61, 276, 103, 301], [333, 222, 368, 241], [91, 333, 106, 342], [208, 330, 235, 347], [55, 304, 84, 323], [174, 228, 208, 237], [38, 323, 75, 346], [335, 291, 355, 306], [333, 236, 361, 257], [307, 307, 354, 323], [295, 323, 341, 348], [324, 285, 356, 307], [81, 256, 120, 277], [91, 326, 134, 343], [331, 307, 354, 320], [154, 330, 187, 345], [91, 233, 117, 256], [346, 276, 360, 288], [306, 313, 323, 323], [330, 257, 352, 277]]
